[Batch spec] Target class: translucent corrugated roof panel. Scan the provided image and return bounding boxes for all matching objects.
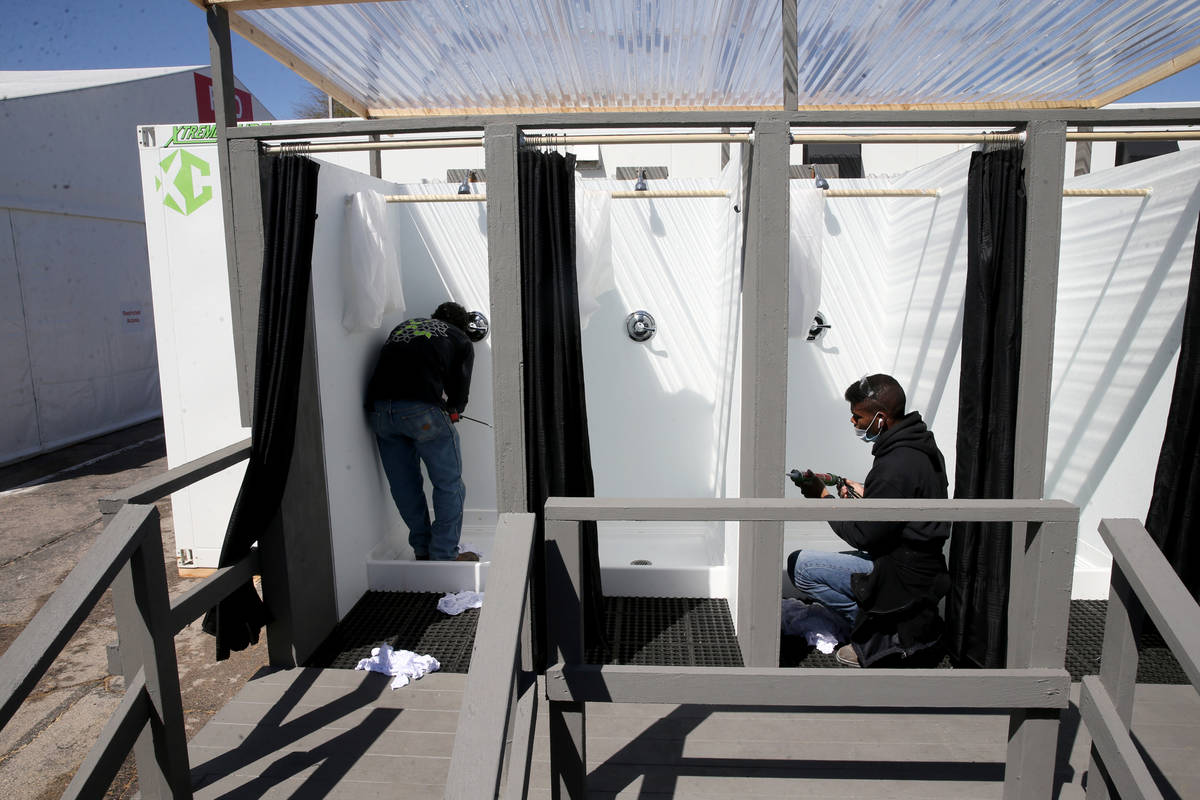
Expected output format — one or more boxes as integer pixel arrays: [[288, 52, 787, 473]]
[[230, 0, 1200, 116]]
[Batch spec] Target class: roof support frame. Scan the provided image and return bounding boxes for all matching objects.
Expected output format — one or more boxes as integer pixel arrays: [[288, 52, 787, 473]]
[[222, 107, 1200, 142], [782, 0, 798, 111]]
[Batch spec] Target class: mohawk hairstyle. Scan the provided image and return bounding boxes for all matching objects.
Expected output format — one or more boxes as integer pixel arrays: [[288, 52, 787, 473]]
[[844, 373, 906, 418]]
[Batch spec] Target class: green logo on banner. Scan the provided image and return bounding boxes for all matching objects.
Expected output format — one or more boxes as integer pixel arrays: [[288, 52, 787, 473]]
[[158, 149, 212, 216]]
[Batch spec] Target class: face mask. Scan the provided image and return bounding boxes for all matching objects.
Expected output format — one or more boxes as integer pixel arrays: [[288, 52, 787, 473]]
[[854, 412, 884, 443]]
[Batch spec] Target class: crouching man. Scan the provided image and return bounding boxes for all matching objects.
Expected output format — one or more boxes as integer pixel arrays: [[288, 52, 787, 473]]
[[788, 373, 950, 667]]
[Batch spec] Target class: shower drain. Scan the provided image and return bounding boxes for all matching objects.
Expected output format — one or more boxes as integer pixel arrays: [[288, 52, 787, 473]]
[[630, 559, 652, 565]]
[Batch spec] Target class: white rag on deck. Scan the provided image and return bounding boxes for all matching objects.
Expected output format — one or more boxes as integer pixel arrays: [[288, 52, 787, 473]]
[[355, 643, 440, 689], [437, 590, 484, 615]]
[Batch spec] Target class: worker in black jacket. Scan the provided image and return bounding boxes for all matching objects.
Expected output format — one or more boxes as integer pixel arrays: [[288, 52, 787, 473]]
[[366, 302, 476, 561], [789, 373, 950, 667]]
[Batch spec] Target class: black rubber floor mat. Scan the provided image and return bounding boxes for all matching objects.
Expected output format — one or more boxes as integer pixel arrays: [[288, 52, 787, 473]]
[[305, 591, 479, 672], [306, 592, 742, 672], [594, 596, 743, 667], [307, 593, 1187, 683], [782, 599, 1189, 682]]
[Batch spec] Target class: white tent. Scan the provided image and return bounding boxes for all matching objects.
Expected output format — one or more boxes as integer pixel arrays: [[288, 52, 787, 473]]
[[0, 66, 271, 466]]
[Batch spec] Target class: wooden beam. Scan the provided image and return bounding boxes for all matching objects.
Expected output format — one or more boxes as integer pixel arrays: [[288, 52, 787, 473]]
[[188, 0, 370, 118], [542, 497, 1080, 523], [208, 0, 395, 9], [98, 438, 251, 515], [168, 548, 260, 635], [1099, 518, 1200, 688], [446, 514, 536, 799], [1090, 41, 1200, 108], [484, 123, 527, 514], [738, 117, 790, 668], [1079, 677, 1166, 800], [544, 664, 1071, 709], [61, 672, 151, 800], [0, 505, 156, 730]]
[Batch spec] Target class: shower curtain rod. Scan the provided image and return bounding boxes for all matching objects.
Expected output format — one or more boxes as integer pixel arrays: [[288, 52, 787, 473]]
[[266, 129, 1199, 154]]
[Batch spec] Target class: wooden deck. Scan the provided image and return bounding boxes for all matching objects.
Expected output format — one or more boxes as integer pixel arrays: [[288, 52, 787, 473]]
[[189, 667, 1200, 798]]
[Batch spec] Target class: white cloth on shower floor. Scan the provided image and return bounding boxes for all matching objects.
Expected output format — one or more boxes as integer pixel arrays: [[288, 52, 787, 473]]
[[355, 642, 440, 689], [438, 590, 484, 616]]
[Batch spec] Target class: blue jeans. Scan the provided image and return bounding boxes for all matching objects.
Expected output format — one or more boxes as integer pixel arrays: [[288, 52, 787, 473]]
[[789, 550, 874, 624], [369, 400, 465, 561]]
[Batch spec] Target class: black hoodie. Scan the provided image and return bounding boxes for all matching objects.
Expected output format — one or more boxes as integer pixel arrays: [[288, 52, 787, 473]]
[[365, 317, 474, 413], [831, 411, 952, 666], [830, 410, 950, 552]]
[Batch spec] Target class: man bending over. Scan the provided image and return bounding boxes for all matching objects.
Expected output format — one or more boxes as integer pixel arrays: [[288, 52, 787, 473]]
[[366, 302, 476, 562]]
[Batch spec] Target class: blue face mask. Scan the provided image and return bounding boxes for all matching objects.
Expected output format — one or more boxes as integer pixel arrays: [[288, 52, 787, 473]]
[[853, 412, 884, 443]]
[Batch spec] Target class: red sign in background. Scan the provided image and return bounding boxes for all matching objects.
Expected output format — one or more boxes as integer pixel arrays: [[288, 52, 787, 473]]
[[194, 73, 255, 123]]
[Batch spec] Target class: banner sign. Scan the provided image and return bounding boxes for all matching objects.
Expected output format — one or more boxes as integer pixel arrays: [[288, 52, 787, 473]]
[[193, 72, 254, 123]]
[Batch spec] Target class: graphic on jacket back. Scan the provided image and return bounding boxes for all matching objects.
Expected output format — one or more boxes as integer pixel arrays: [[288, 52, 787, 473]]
[[388, 318, 450, 344]]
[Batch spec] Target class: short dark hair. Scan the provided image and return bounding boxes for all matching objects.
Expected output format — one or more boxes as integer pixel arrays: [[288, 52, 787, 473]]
[[844, 373, 906, 418], [431, 301, 470, 333]]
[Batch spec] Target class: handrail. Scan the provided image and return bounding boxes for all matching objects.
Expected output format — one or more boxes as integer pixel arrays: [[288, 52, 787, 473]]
[[169, 547, 260, 635], [542, 496, 1079, 800], [1096, 519, 1200, 685], [0, 504, 159, 729], [98, 436, 251, 514], [2, 437, 260, 798], [1081, 518, 1200, 800], [445, 513, 538, 799], [61, 669, 150, 800], [543, 496, 1078, 522]]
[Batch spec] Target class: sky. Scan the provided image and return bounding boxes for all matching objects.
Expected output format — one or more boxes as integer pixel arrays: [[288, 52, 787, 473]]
[[0, 0, 1197, 119]]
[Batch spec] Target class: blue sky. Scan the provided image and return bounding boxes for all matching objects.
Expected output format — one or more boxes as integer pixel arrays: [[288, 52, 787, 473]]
[[0, 0, 1196, 118]]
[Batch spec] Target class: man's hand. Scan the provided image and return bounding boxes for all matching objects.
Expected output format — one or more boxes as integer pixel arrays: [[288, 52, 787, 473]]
[[838, 479, 864, 498], [797, 470, 831, 499]]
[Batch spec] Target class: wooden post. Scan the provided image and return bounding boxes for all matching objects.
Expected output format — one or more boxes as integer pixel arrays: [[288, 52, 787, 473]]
[[545, 519, 586, 798], [1003, 118, 1068, 800], [737, 117, 790, 667], [1086, 567, 1144, 800], [110, 507, 192, 799], [1004, 518, 1075, 799], [484, 123, 527, 514]]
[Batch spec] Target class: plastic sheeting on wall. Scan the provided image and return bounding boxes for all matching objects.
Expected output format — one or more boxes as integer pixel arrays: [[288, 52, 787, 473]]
[[341, 190, 405, 331], [575, 185, 614, 329], [789, 187, 825, 339]]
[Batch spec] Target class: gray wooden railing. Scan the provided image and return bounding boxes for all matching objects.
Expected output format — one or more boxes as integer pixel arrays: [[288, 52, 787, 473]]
[[1081, 518, 1200, 800], [446, 512, 539, 799], [540, 497, 1079, 800], [0, 438, 253, 800]]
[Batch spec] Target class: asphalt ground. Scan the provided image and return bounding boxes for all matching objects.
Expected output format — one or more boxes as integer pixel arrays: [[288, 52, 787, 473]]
[[0, 419, 268, 799]]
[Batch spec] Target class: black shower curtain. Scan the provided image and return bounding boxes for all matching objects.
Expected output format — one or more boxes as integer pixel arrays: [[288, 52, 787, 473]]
[[946, 145, 1026, 669], [202, 154, 320, 660], [518, 148, 607, 668], [1144, 207, 1200, 603]]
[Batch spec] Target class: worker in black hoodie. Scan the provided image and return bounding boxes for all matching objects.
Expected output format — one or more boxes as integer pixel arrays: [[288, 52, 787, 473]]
[[788, 373, 950, 667]]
